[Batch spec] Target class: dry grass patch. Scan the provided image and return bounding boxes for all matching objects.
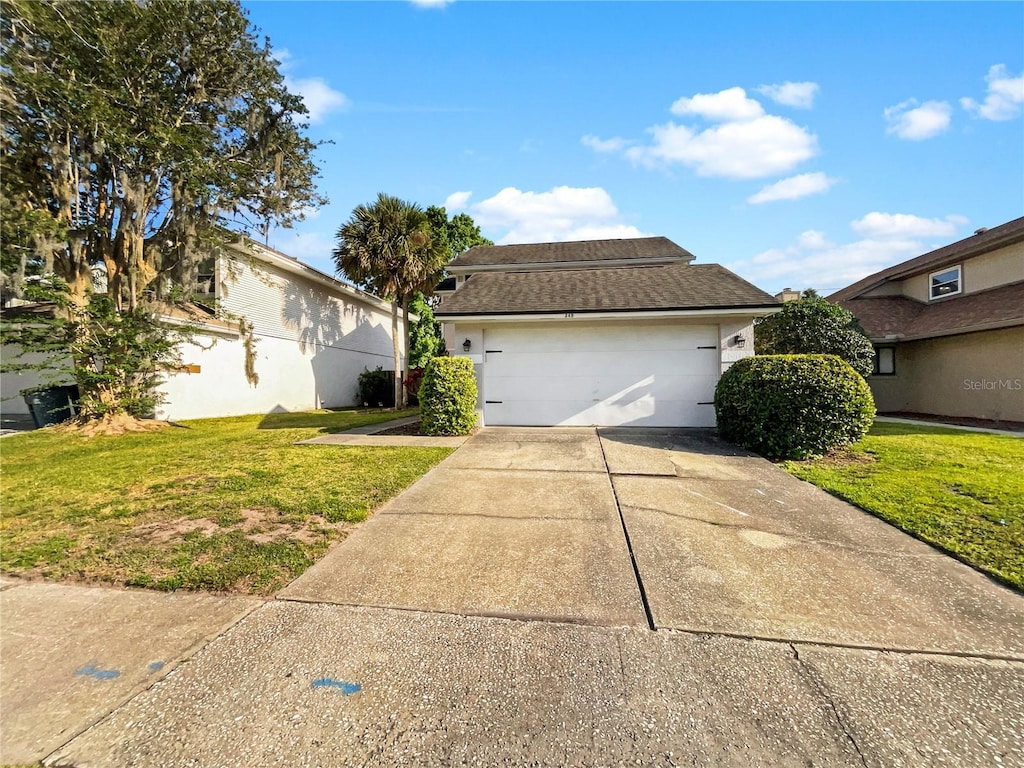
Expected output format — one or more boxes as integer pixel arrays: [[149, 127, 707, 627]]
[[1, 408, 450, 594]]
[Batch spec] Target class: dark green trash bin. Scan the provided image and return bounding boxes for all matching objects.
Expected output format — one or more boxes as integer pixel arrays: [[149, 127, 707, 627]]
[[22, 385, 79, 428]]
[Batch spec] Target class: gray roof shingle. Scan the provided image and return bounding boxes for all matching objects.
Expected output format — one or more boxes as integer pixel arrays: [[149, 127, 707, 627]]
[[840, 282, 1024, 341], [450, 236, 694, 268], [435, 262, 779, 316]]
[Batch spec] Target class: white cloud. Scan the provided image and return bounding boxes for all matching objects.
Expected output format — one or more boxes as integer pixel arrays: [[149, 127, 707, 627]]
[[581, 134, 632, 153], [583, 87, 819, 179], [274, 48, 293, 69], [796, 230, 833, 250], [469, 186, 649, 245], [756, 81, 819, 109], [410, 0, 454, 7], [728, 212, 968, 294], [883, 99, 952, 140], [626, 115, 818, 179], [961, 64, 1024, 121], [734, 237, 927, 294], [670, 86, 764, 121], [444, 191, 472, 210], [747, 172, 837, 204], [851, 212, 967, 239], [284, 77, 349, 123]]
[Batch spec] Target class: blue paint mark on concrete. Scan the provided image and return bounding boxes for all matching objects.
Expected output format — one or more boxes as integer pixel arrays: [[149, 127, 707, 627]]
[[311, 678, 361, 694], [148, 661, 165, 673], [75, 664, 120, 680]]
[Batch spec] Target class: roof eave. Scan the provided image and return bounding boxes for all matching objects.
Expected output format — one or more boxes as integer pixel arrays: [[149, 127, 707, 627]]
[[447, 256, 689, 274], [229, 240, 395, 314], [830, 219, 1024, 302], [874, 317, 1024, 343], [436, 304, 781, 322]]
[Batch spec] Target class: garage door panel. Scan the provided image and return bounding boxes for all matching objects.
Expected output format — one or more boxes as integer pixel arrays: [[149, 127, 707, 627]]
[[486, 350, 718, 379], [482, 322, 720, 428], [484, 399, 717, 428], [487, 372, 716, 403], [485, 325, 718, 354]]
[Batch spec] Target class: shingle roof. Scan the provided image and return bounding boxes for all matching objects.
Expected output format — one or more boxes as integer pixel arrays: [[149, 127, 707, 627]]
[[435, 262, 778, 316], [450, 236, 695, 268], [840, 282, 1024, 341], [830, 217, 1024, 302]]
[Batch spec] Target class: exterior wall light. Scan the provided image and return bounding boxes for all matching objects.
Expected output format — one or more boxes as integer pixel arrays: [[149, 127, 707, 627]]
[[462, 338, 472, 352], [732, 335, 746, 348]]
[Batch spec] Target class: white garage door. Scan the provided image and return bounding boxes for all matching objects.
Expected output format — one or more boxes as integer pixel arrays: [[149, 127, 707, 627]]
[[482, 322, 720, 427]]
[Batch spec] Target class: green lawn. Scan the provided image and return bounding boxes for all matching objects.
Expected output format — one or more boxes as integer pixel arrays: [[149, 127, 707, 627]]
[[785, 422, 1024, 590], [0, 408, 451, 595]]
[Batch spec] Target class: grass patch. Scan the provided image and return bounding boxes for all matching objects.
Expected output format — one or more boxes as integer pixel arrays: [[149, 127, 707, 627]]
[[0, 408, 451, 595], [785, 421, 1024, 590]]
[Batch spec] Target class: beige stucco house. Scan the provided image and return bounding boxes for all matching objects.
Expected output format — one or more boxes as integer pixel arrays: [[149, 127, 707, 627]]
[[435, 237, 780, 427], [830, 216, 1024, 423]]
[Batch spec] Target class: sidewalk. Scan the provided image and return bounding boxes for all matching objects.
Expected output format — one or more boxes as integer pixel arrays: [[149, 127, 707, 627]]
[[875, 414, 1024, 437], [296, 415, 470, 448]]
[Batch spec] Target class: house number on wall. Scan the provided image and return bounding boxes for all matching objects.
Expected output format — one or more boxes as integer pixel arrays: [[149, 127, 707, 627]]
[[564, 312, 574, 318]]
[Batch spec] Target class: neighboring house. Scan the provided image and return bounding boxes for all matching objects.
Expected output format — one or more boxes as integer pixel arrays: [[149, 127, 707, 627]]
[[1, 240, 404, 421], [435, 237, 779, 427], [830, 217, 1024, 423]]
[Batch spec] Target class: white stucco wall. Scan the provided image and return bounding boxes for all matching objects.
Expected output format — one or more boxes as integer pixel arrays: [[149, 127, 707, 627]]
[[1, 252, 403, 421], [155, 330, 397, 421], [719, 319, 755, 373], [155, 255, 401, 420]]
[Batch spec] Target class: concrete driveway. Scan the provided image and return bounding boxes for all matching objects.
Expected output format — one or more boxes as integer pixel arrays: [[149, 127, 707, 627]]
[[7, 427, 1024, 767], [283, 426, 1023, 656]]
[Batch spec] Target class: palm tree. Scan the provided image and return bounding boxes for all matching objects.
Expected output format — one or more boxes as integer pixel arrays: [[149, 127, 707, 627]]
[[333, 193, 447, 408]]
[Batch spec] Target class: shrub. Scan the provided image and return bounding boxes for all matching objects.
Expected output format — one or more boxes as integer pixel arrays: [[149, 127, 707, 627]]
[[419, 356, 477, 436], [754, 298, 875, 378], [714, 354, 875, 460], [357, 366, 394, 407]]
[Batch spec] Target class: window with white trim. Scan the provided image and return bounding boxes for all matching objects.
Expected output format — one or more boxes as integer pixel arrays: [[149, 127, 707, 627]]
[[929, 265, 961, 300], [873, 346, 896, 376]]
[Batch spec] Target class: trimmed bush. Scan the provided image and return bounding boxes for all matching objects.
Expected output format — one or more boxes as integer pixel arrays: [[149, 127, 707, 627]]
[[754, 298, 875, 378], [419, 356, 478, 436], [714, 354, 875, 460]]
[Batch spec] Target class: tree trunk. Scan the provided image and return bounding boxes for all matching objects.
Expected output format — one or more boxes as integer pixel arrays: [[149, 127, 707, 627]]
[[402, 295, 412, 409], [391, 299, 402, 410]]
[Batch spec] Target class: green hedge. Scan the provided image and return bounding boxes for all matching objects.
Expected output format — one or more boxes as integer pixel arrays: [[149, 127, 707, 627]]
[[754, 297, 875, 378], [714, 354, 875, 460], [419, 356, 478, 436]]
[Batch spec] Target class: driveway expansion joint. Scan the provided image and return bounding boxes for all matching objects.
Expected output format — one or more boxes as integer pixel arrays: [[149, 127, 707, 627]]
[[449, 465, 611, 475], [272, 595, 646, 630], [598, 436, 657, 632], [381, 510, 615, 523], [658, 626, 1024, 664]]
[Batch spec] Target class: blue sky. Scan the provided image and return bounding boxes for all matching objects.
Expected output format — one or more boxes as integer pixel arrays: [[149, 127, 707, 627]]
[[243, 1, 1024, 295]]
